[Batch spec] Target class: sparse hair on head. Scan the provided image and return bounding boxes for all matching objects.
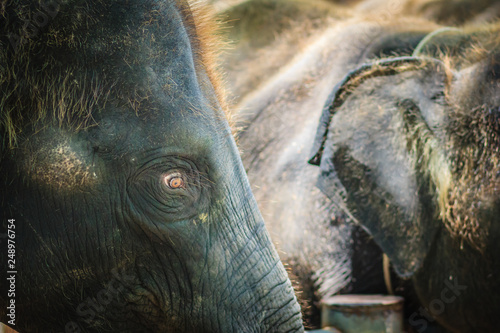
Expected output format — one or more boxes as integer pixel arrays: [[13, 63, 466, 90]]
[[0, 0, 232, 151]]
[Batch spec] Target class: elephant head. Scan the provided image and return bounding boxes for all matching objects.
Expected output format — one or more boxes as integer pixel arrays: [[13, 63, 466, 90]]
[[0, 1, 303, 332], [310, 25, 500, 332]]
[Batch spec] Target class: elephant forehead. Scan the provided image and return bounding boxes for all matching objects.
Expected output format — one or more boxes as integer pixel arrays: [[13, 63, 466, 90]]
[[0, 0, 218, 149]]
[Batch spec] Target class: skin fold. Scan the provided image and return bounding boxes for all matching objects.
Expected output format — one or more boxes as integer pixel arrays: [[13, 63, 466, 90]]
[[0, 1, 303, 332], [219, 0, 500, 332]]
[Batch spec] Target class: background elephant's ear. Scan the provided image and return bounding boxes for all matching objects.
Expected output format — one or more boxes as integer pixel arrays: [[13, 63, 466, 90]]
[[310, 59, 451, 278]]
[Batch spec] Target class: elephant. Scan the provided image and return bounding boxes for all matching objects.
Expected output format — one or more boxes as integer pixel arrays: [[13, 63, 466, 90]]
[[309, 23, 500, 332], [219, 0, 500, 331], [0, 1, 303, 332]]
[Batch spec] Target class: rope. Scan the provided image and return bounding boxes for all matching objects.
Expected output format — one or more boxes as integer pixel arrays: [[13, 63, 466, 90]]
[[383, 254, 394, 295], [413, 27, 462, 57]]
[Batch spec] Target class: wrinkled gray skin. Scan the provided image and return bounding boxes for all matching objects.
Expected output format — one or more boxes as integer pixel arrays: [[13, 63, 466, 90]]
[[0, 1, 303, 332], [222, 0, 500, 332]]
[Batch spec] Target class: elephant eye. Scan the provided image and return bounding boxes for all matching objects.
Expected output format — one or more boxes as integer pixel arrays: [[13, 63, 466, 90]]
[[164, 172, 185, 189]]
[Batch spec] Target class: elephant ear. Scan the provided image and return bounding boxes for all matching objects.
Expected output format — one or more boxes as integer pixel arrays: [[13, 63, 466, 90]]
[[309, 57, 451, 278]]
